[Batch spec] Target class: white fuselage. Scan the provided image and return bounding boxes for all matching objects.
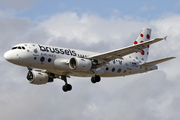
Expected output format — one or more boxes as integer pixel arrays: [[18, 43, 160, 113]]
[[4, 43, 157, 78]]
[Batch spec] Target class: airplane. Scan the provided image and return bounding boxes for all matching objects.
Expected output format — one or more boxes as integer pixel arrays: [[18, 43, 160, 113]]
[[4, 28, 175, 92]]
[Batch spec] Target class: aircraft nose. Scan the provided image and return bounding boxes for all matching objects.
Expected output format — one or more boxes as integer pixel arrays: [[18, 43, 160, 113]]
[[4, 51, 11, 61]]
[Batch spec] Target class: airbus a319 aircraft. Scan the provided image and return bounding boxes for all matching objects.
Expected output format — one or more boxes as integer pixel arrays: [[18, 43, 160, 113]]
[[4, 28, 175, 92]]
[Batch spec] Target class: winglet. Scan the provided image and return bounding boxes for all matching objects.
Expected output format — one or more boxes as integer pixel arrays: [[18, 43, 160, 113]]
[[164, 36, 168, 41]]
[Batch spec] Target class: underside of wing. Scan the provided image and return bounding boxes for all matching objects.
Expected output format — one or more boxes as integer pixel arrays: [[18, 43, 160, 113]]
[[89, 37, 166, 63]]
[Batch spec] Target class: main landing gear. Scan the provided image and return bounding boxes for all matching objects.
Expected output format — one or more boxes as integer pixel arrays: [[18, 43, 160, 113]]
[[90, 69, 101, 83], [91, 75, 101, 83], [61, 74, 101, 92], [61, 75, 72, 92]]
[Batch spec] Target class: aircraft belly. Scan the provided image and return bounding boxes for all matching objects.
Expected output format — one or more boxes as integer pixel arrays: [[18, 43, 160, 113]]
[[47, 68, 94, 77]]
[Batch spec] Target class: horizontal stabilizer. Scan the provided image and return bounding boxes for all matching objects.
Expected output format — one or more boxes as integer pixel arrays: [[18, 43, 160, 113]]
[[140, 57, 176, 66]]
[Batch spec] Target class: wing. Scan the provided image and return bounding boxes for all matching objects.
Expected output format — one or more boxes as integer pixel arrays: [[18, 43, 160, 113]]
[[140, 57, 176, 66], [34, 69, 61, 78], [89, 37, 166, 63]]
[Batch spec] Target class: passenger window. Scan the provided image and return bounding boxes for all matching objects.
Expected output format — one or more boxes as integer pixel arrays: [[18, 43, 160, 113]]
[[117, 68, 121, 73], [112, 68, 115, 72], [106, 67, 109, 71], [40, 57, 45, 62], [48, 58, 51, 62]]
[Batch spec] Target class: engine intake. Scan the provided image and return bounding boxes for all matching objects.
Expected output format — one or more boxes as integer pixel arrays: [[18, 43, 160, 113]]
[[27, 71, 53, 85], [69, 57, 92, 71]]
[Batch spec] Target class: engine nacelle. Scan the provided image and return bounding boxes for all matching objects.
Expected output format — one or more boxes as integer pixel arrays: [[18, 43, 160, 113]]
[[54, 59, 70, 70], [69, 57, 92, 71], [27, 71, 52, 85]]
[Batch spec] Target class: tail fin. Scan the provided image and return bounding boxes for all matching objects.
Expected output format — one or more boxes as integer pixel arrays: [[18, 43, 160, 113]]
[[131, 28, 151, 62]]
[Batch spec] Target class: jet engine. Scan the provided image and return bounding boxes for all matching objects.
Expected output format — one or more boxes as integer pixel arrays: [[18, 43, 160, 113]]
[[69, 57, 92, 71], [27, 71, 53, 85]]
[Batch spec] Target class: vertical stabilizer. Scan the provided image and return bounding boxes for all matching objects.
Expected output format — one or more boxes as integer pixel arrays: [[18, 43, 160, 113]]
[[131, 28, 151, 62]]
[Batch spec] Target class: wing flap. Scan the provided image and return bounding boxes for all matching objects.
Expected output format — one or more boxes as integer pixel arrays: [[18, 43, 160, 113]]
[[89, 37, 166, 62], [140, 57, 176, 66]]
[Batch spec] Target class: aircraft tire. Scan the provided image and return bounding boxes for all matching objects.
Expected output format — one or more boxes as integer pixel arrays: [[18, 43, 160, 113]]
[[91, 77, 96, 83], [67, 84, 72, 91], [62, 84, 72, 92], [91, 75, 101, 83], [95, 75, 101, 82], [62, 85, 68, 92]]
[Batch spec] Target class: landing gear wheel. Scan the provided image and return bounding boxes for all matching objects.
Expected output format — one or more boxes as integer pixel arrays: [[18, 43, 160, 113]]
[[95, 75, 101, 82], [91, 75, 101, 83], [66, 84, 72, 91], [62, 84, 72, 92], [26, 71, 33, 81], [62, 85, 67, 92], [61, 75, 72, 92], [91, 77, 96, 83]]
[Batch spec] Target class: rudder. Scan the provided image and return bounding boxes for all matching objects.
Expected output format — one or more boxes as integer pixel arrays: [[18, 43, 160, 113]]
[[131, 28, 151, 62]]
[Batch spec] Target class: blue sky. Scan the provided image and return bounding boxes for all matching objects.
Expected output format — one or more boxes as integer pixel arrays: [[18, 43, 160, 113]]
[[3, 0, 180, 21]]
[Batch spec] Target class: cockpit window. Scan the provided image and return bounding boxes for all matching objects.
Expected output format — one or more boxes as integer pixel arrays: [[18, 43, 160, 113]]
[[12, 47, 17, 50], [11, 46, 26, 50]]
